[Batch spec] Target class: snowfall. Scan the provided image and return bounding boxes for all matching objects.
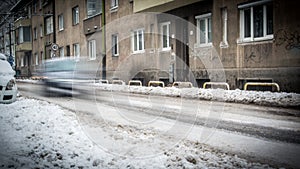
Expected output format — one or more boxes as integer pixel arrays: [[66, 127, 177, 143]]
[[1, 80, 299, 168]]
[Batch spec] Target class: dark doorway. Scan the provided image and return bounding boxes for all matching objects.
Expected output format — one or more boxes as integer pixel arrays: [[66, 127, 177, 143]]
[[175, 17, 189, 81]]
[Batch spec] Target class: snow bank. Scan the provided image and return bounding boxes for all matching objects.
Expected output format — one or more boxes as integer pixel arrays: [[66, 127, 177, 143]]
[[96, 84, 300, 108], [16, 79, 42, 84], [16, 79, 300, 107], [0, 98, 277, 168]]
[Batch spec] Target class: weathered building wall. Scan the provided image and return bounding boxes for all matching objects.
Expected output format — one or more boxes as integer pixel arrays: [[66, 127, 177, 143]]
[[31, 0, 45, 74], [156, 0, 300, 91], [55, 0, 87, 57], [105, 0, 163, 84], [212, 0, 300, 92], [9, 0, 300, 91]]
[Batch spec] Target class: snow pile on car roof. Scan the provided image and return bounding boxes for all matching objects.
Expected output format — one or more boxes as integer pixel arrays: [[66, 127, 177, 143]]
[[0, 59, 14, 76]]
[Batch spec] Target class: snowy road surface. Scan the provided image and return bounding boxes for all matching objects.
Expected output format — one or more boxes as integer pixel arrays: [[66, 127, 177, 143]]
[[0, 81, 299, 168]]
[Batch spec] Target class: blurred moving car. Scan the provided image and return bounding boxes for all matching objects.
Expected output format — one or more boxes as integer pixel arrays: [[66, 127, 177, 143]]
[[0, 53, 17, 103], [40, 58, 99, 96]]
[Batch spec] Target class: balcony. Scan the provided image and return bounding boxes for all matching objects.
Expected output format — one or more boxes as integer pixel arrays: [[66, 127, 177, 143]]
[[16, 42, 32, 52], [83, 14, 102, 35], [133, 0, 203, 13], [14, 17, 31, 28]]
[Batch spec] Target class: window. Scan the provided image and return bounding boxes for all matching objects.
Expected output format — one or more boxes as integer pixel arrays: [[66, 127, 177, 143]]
[[41, 51, 44, 63], [88, 40, 96, 60], [45, 16, 53, 34], [35, 53, 39, 65], [112, 34, 119, 56], [58, 14, 64, 31], [87, 0, 102, 18], [73, 43, 80, 59], [18, 26, 31, 43], [150, 24, 154, 48], [72, 6, 79, 25], [50, 50, 55, 58], [239, 1, 273, 42], [33, 2, 37, 14], [220, 7, 228, 48], [111, 0, 118, 9], [66, 45, 70, 56], [160, 22, 171, 50], [196, 13, 212, 45], [40, 25, 43, 37], [33, 27, 37, 40], [28, 6, 32, 18], [21, 56, 24, 67], [39, 0, 42, 9], [132, 29, 144, 53], [59, 47, 64, 57]]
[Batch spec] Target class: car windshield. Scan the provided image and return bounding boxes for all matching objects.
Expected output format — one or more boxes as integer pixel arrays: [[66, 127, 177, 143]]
[[44, 59, 76, 72]]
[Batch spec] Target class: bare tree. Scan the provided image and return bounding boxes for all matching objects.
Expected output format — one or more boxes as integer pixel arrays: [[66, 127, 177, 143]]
[[0, 0, 19, 25]]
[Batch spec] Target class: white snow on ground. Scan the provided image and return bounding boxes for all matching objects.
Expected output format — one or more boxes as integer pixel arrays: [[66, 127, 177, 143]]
[[0, 97, 276, 168], [95, 84, 300, 108]]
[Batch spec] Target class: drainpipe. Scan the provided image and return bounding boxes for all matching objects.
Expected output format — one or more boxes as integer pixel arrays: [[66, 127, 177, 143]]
[[101, 0, 106, 79], [52, 0, 56, 43], [8, 23, 12, 58]]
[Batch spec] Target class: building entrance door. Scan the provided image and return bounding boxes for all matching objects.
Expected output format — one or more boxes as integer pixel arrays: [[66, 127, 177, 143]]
[[175, 18, 189, 81]]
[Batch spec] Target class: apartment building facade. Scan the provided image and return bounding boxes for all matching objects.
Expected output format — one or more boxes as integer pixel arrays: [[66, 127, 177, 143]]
[[129, 0, 300, 92], [3, 0, 300, 92]]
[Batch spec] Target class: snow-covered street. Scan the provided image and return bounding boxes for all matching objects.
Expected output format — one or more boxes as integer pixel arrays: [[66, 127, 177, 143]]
[[0, 97, 286, 169], [0, 81, 299, 168]]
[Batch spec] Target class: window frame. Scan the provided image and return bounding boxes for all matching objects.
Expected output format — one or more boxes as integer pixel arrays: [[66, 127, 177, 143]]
[[21, 56, 24, 67], [39, 0, 42, 10], [72, 6, 80, 25], [160, 22, 171, 51], [41, 51, 44, 63], [239, 1, 273, 43], [33, 2, 37, 14], [35, 53, 39, 65], [131, 29, 145, 53], [45, 16, 53, 35], [112, 34, 119, 57], [88, 40, 96, 60], [59, 47, 64, 58], [28, 6, 32, 18], [73, 43, 80, 59], [87, 0, 102, 18], [111, 0, 118, 10], [58, 14, 64, 31], [33, 27, 37, 40], [18, 26, 31, 43], [40, 24, 43, 37], [195, 13, 212, 47]]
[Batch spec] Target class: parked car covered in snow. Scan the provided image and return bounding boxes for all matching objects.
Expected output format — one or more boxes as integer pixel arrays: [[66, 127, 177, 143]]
[[0, 53, 17, 103]]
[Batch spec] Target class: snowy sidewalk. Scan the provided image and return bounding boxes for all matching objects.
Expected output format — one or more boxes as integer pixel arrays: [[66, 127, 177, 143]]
[[0, 97, 279, 169]]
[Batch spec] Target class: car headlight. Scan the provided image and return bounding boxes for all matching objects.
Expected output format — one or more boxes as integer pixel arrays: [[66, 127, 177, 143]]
[[6, 79, 15, 90]]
